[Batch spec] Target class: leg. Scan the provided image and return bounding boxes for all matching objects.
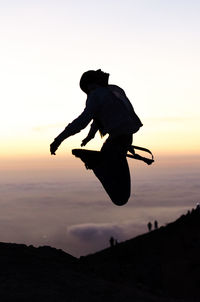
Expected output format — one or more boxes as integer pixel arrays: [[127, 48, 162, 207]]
[[93, 135, 132, 206], [72, 135, 133, 206], [93, 154, 130, 205]]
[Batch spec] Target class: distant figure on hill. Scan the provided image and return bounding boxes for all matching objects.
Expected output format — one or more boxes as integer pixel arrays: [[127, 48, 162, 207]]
[[109, 236, 115, 248], [50, 69, 153, 206], [154, 220, 158, 229], [148, 222, 152, 232]]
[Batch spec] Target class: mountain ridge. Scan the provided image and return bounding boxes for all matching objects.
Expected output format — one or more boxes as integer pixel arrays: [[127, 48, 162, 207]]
[[0, 208, 199, 301]]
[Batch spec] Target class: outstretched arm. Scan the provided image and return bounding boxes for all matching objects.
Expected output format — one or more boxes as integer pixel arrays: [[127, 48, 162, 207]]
[[50, 107, 93, 155], [81, 121, 98, 147], [50, 92, 99, 155]]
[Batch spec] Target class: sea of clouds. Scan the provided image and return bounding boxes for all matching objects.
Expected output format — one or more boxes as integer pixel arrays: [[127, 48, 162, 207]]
[[0, 155, 199, 257]]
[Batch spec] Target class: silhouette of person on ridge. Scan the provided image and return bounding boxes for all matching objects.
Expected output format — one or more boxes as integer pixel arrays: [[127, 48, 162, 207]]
[[148, 222, 152, 232], [50, 69, 150, 206]]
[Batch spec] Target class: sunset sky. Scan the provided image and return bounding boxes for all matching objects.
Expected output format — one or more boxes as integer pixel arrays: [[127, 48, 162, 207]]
[[1, 1, 200, 256], [1, 0, 200, 157]]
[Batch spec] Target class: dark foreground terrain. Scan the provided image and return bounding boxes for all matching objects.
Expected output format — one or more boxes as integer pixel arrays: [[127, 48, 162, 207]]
[[0, 208, 200, 302]]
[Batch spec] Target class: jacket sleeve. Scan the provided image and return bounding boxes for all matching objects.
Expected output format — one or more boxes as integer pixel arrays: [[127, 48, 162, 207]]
[[54, 94, 98, 143], [86, 121, 99, 139]]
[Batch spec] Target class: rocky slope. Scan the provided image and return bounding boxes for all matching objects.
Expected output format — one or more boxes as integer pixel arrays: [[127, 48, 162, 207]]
[[1, 208, 200, 301]]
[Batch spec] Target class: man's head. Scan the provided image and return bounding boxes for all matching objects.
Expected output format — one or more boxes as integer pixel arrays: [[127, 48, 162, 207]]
[[80, 69, 109, 94]]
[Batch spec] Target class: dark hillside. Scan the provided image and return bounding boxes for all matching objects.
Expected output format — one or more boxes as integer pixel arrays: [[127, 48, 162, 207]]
[[0, 208, 200, 301], [0, 242, 173, 301], [82, 208, 200, 300]]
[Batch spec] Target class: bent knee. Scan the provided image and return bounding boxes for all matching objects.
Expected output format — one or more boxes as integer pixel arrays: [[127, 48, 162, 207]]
[[111, 195, 129, 206]]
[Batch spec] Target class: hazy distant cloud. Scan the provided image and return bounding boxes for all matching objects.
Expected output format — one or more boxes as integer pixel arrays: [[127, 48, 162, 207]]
[[68, 223, 123, 241], [67, 222, 143, 243]]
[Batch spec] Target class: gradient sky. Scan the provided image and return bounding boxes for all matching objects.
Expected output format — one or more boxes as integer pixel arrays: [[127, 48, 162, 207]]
[[1, 0, 200, 157], [1, 1, 200, 256]]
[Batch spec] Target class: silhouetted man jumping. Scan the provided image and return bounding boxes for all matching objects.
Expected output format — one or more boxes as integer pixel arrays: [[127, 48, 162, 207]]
[[50, 69, 144, 205]]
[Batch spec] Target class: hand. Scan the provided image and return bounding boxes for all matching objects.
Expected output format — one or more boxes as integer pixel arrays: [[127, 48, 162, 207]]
[[81, 138, 90, 147], [50, 140, 60, 155]]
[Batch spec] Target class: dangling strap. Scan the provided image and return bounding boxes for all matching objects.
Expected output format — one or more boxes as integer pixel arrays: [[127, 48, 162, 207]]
[[127, 145, 154, 165]]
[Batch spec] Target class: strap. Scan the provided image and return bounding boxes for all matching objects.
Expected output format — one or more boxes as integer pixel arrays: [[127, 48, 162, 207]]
[[127, 145, 154, 165]]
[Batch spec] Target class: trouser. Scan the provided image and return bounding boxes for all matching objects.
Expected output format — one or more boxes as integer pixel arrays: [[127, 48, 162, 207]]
[[92, 134, 133, 206], [101, 134, 133, 155], [72, 134, 133, 206]]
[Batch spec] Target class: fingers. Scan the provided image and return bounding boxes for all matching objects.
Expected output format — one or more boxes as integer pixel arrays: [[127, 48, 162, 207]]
[[50, 149, 56, 155], [81, 139, 88, 147], [81, 140, 85, 147]]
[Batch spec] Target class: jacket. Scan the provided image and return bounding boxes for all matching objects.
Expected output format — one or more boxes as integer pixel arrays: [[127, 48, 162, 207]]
[[55, 85, 143, 143]]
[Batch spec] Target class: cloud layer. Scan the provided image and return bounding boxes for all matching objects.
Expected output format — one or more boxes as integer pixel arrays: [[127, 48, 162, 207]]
[[0, 155, 200, 256], [68, 223, 125, 241]]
